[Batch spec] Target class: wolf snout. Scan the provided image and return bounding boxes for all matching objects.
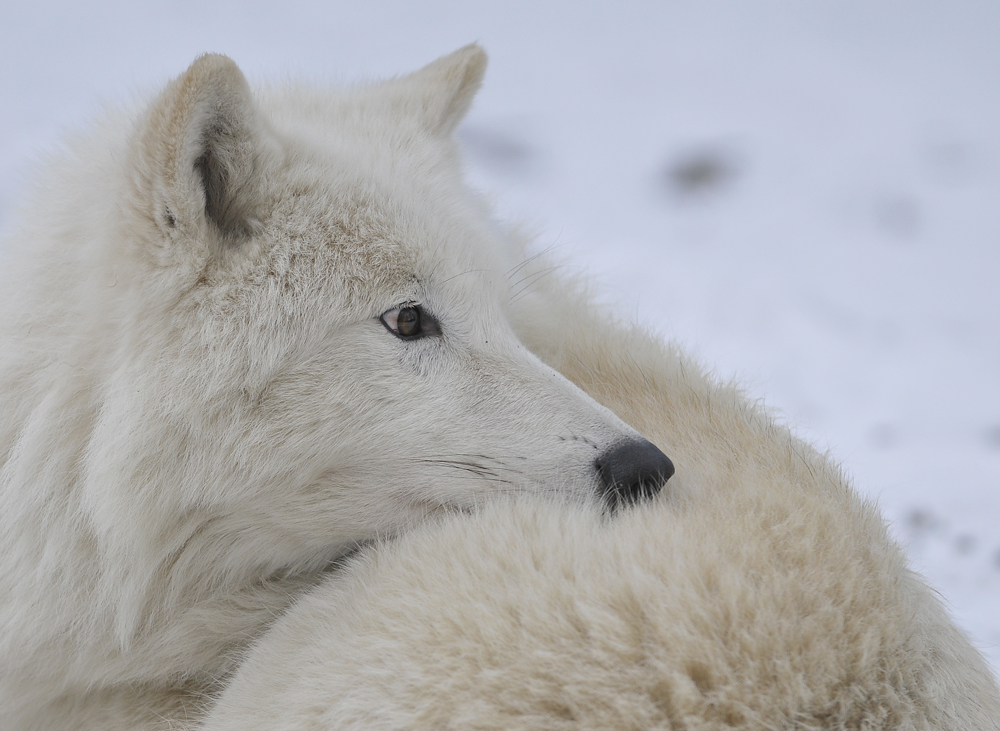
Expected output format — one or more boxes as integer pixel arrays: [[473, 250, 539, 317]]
[[595, 439, 674, 506]]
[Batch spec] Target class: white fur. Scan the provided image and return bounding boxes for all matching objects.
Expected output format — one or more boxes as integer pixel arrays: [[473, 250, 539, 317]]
[[0, 47, 650, 729], [3, 47, 998, 730], [203, 264, 1000, 729]]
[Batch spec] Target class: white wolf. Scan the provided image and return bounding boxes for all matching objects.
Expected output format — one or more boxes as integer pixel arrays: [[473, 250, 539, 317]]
[[0, 46, 674, 729], [202, 269, 1000, 728]]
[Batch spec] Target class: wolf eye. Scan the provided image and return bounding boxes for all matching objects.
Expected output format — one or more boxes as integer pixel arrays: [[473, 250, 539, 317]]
[[380, 305, 440, 340], [396, 307, 420, 336]]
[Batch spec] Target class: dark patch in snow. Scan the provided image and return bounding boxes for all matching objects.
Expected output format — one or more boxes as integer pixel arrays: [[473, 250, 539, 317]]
[[906, 508, 941, 536], [868, 422, 897, 450], [955, 534, 977, 555], [873, 195, 920, 240], [925, 138, 979, 186], [663, 146, 741, 199], [459, 125, 539, 179]]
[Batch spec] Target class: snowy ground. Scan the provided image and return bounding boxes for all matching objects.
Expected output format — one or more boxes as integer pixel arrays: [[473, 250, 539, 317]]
[[3, 2, 998, 675]]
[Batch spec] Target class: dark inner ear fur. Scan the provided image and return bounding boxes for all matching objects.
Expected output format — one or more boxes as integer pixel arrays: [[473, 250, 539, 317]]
[[193, 120, 257, 243]]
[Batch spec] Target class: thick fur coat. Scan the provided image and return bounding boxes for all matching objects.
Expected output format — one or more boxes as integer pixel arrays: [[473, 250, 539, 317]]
[[1, 46, 998, 730], [0, 47, 664, 729], [202, 252, 1000, 730]]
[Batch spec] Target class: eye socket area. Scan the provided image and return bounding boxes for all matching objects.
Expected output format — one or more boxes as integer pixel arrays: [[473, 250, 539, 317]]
[[380, 304, 441, 340]]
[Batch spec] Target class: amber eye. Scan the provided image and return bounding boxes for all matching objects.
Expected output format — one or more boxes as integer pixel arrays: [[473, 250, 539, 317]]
[[396, 307, 420, 337], [380, 305, 440, 340]]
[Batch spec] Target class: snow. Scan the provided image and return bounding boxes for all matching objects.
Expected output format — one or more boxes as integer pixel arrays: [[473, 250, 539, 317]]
[[2, 1, 998, 675]]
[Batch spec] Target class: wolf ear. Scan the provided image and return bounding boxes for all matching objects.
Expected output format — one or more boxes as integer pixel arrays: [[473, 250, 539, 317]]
[[134, 54, 274, 246], [391, 44, 488, 137]]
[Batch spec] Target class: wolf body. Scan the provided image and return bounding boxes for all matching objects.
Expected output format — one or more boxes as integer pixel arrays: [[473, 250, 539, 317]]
[[204, 271, 1000, 727], [3, 46, 998, 731], [197, 50, 1000, 731], [0, 47, 672, 729]]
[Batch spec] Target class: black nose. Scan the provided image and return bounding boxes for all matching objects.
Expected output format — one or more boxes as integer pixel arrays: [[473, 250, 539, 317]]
[[595, 439, 674, 505]]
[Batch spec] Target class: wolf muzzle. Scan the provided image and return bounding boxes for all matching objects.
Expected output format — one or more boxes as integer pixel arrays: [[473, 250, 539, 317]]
[[595, 439, 674, 506]]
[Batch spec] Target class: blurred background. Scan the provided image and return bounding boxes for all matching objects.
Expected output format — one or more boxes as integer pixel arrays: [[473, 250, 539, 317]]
[[2, 1, 998, 674]]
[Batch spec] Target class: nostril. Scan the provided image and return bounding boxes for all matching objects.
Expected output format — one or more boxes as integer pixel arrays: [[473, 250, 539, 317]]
[[595, 439, 674, 506]]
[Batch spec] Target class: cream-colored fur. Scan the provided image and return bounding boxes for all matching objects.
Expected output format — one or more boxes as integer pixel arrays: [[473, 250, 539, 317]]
[[3, 46, 998, 730], [0, 47, 657, 729], [203, 264, 1000, 729]]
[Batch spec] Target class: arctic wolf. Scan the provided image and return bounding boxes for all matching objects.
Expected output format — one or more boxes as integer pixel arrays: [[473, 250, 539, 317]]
[[0, 46, 672, 728], [203, 274, 1000, 730]]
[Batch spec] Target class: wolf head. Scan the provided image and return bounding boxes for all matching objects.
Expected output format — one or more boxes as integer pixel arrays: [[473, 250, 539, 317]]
[[63, 48, 673, 595]]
